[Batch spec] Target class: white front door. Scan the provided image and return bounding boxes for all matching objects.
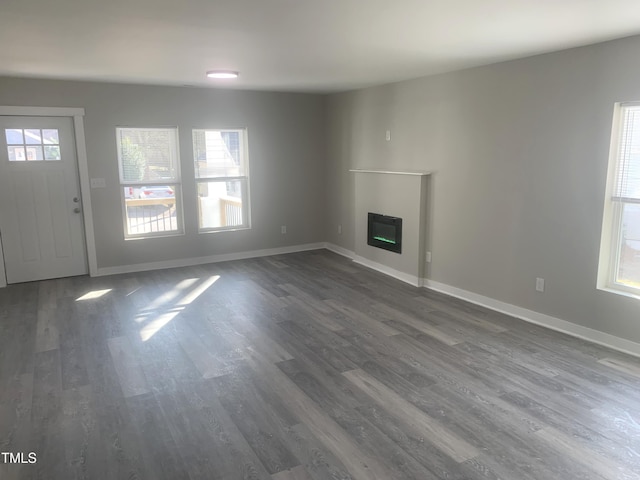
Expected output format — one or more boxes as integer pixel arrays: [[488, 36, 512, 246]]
[[0, 116, 88, 283]]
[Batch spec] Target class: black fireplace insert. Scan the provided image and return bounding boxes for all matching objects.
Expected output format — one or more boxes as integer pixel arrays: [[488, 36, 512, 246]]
[[367, 212, 402, 254]]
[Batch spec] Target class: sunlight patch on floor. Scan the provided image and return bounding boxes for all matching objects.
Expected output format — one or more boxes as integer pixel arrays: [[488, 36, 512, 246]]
[[76, 289, 112, 301], [139, 275, 220, 342], [144, 277, 200, 311], [126, 287, 142, 297]]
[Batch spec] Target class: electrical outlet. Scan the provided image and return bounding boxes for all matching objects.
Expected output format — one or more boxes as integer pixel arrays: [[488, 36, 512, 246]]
[[338, 224, 342, 235], [385, 130, 391, 141], [281, 225, 287, 234], [536, 277, 545, 292], [425, 251, 432, 263], [90, 178, 106, 188]]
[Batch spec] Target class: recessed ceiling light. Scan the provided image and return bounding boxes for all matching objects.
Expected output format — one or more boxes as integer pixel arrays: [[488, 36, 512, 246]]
[[206, 70, 239, 79]]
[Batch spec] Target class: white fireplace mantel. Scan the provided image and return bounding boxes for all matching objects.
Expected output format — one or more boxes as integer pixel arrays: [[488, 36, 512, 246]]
[[350, 169, 431, 176]]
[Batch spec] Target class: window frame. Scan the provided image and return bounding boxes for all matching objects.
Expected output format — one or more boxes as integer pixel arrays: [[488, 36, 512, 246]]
[[116, 126, 184, 240], [598, 102, 640, 297], [4, 127, 62, 161], [192, 128, 251, 233]]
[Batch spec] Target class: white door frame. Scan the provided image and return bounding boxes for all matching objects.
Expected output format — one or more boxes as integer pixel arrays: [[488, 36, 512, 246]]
[[0, 106, 98, 287]]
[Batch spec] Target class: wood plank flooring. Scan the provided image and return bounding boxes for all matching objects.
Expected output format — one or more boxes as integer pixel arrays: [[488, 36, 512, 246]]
[[1, 249, 640, 479]]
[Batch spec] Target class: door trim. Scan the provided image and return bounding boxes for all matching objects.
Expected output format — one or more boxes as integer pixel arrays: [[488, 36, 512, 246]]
[[0, 106, 98, 287]]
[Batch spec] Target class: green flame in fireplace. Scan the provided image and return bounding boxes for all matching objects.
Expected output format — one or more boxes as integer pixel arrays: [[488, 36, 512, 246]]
[[373, 236, 396, 244]]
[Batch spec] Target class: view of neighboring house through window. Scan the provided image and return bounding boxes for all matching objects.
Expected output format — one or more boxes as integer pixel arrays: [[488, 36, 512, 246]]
[[193, 129, 250, 232], [116, 127, 183, 238], [601, 103, 640, 294]]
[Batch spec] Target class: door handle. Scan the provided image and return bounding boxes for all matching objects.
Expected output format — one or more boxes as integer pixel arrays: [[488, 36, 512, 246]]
[[74, 207, 81, 214], [73, 197, 80, 203]]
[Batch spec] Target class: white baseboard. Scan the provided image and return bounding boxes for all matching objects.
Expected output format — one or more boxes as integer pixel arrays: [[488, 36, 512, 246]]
[[423, 278, 640, 358], [323, 242, 354, 259], [96, 242, 326, 276], [323, 243, 640, 357], [324, 243, 422, 287], [352, 255, 422, 287]]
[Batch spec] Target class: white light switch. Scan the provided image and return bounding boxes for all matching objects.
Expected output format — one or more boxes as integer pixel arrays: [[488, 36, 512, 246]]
[[90, 178, 106, 188]]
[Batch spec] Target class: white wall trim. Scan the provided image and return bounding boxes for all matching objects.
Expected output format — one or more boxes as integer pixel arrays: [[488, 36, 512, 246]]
[[323, 242, 354, 259], [423, 278, 640, 358], [324, 242, 423, 287], [96, 242, 326, 276], [0, 105, 98, 286], [349, 168, 432, 176], [322, 243, 640, 357], [72, 115, 98, 277], [353, 254, 423, 287]]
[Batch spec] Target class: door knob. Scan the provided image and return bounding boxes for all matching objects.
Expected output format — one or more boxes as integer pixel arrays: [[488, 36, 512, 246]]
[[73, 197, 80, 203], [74, 207, 81, 213]]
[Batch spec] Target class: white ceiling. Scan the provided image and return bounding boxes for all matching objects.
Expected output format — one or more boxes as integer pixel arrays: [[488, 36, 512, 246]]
[[2, 0, 640, 93]]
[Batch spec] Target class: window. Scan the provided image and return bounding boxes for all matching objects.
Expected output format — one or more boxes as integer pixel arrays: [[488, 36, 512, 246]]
[[5, 128, 61, 161], [116, 127, 183, 238], [193, 129, 250, 232], [599, 103, 640, 294]]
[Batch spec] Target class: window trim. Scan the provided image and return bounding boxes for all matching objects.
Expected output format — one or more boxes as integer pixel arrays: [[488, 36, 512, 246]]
[[192, 128, 251, 233], [598, 102, 640, 297], [116, 126, 184, 239]]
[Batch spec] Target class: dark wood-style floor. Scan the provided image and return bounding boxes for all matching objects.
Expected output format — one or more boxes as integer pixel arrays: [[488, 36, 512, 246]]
[[2, 250, 640, 480]]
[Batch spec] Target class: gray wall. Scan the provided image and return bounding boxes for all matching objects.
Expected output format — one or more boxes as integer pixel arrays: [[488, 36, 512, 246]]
[[0, 78, 326, 269], [326, 35, 640, 344]]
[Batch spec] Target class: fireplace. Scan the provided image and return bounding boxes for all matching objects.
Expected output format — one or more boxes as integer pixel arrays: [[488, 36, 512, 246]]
[[367, 213, 402, 254]]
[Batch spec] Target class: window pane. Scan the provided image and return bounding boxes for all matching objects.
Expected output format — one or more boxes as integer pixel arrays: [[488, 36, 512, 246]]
[[193, 129, 245, 178], [123, 185, 178, 236], [615, 107, 640, 200], [198, 180, 244, 229], [8, 146, 26, 161], [221, 131, 241, 164], [44, 145, 61, 161], [42, 129, 60, 145], [26, 146, 43, 161], [5, 129, 23, 145], [118, 128, 178, 183], [617, 202, 640, 288], [24, 129, 42, 144]]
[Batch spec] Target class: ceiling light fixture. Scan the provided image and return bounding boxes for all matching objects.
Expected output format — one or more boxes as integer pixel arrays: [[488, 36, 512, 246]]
[[206, 70, 239, 79]]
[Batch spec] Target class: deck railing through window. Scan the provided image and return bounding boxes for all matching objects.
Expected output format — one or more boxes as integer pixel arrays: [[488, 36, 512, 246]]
[[125, 198, 177, 235], [220, 196, 242, 226]]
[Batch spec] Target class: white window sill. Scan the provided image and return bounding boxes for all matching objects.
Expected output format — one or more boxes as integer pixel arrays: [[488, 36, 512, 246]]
[[198, 226, 251, 235], [597, 285, 640, 301], [125, 231, 185, 241]]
